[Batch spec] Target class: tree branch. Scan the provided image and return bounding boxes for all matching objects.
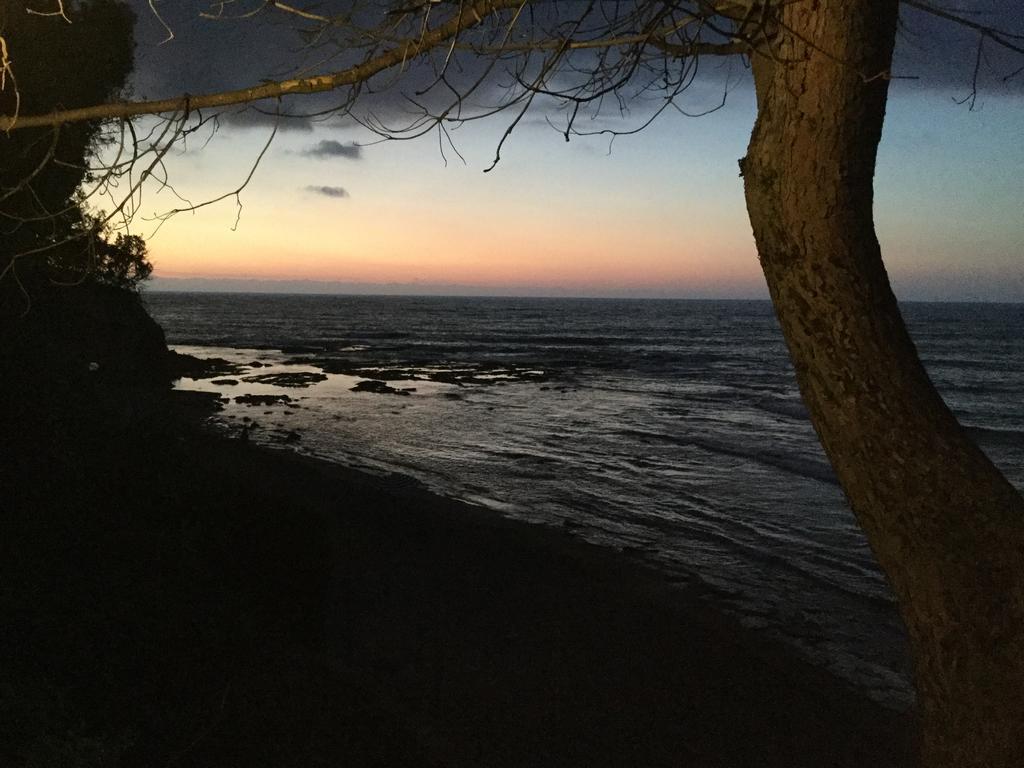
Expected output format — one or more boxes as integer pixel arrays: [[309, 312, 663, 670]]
[[0, 0, 525, 132], [455, 34, 746, 56], [902, 0, 1024, 57]]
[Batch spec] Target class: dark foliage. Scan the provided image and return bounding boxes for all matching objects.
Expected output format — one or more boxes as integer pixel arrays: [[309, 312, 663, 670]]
[[93, 231, 153, 289], [0, 0, 137, 306], [48, 216, 155, 291]]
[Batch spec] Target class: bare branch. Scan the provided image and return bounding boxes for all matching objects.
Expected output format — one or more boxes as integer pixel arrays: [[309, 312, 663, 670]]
[[1, 0, 527, 131], [148, 0, 176, 44], [902, 0, 1024, 57], [147, 118, 278, 232], [200, 0, 334, 24], [269, 1, 333, 24], [0, 33, 19, 130], [26, 0, 71, 23], [0, 127, 59, 204], [455, 34, 746, 56]]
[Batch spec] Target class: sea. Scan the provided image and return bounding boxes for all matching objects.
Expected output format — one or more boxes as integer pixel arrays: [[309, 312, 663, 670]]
[[143, 293, 1024, 709]]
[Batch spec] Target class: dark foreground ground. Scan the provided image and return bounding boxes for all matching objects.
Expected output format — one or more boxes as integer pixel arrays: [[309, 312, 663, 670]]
[[1, 382, 917, 767]]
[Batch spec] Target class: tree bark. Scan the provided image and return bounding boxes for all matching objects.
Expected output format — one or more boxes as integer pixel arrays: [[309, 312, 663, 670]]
[[743, 2, 1024, 766]]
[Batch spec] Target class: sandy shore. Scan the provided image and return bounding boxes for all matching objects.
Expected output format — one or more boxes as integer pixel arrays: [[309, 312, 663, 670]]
[[2, 389, 917, 766]]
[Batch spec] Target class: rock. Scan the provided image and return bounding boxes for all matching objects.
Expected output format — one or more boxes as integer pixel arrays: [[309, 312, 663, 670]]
[[234, 394, 292, 406], [211, 378, 239, 386], [166, 352, 244, 381], [428, 371, 466, 387], [350, 380, 411, 396], [1, 283, 175, 446], [317, 361, 419, 381], [3, 283, 169, 388], [169, 390, 226, 415], [241, 372, 327, 388]]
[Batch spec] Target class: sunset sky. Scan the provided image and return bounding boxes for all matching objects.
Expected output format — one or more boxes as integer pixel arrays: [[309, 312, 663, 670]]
[[123, 2, 1023, 301]]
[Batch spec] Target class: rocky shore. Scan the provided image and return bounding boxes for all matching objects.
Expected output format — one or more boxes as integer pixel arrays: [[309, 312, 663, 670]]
[[1, 285, 917, 766]]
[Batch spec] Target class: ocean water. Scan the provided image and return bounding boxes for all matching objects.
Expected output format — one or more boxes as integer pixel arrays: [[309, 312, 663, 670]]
[[144, 293, 1024, 708]]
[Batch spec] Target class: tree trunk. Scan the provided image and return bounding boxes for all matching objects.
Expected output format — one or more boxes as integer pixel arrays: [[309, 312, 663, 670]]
[[742, 2, 1024, 766]]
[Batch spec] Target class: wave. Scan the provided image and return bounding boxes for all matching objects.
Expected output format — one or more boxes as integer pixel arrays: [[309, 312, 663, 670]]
[[921, 355, 1024, 373], [752, 396, 810, 420], [965, 425, 1024, 446], [151, 293, 1022, 703], [617, 428, 838, 486]]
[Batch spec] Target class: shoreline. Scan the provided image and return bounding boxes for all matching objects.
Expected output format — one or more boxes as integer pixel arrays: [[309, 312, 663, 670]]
[[3, 373, 918, 765], [175, 390, 919, 765], [170, 339, 916, 711]]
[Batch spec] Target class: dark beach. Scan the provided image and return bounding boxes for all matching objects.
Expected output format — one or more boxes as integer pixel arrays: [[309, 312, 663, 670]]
[[1, 288, 916, 767]]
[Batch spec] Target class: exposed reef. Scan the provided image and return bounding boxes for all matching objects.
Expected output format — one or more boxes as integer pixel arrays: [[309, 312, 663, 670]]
[[294, 357, 551, 387], [235, 393, 293, 406], [167, 351, 245, 380], [351, 379, 413, 396], [241, 371, 328, 388]]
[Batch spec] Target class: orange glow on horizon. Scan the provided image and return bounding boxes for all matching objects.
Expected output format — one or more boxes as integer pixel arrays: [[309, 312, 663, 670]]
[[150, 239, 760, 292], [146, 194, 760, 293]]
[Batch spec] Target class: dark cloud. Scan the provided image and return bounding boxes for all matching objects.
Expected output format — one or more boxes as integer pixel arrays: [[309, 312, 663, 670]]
[[893, 1, 1024, 93], [125, 0, 1022, 129], [305, 185, 350, 198], [302, 140, 363, 159], [221, 106, 316, 132]]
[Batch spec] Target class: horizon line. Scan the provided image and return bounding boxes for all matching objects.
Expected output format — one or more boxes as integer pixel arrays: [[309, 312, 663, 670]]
[[142, 287, 1023, 306], [144, 275, 770, 301]]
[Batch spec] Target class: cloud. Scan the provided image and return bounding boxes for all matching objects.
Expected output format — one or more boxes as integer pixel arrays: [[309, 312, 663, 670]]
[[305, 185, 350, 198], [126, 0, 1022, 141], [222, 107, 315, 132], [302, 140, 363, 159], [894, 1, 1024, 93]]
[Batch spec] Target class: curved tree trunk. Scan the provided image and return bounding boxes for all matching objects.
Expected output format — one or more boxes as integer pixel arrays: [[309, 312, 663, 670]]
[[742, 2, 1024, 765]]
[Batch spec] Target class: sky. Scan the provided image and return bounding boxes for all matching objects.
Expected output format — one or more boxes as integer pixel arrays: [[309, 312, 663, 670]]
[[113, 1, 1023, 301]]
